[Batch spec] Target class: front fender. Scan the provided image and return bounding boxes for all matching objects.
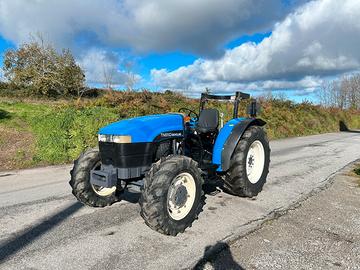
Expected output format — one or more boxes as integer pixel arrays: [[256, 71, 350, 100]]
[[212, 118, 266, 172]]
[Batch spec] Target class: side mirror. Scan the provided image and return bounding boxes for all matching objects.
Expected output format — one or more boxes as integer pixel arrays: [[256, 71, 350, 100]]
[[247, 100, 261, 117]]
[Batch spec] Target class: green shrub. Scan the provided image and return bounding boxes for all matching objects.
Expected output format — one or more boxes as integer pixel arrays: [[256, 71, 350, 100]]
[[31, 106, 118, 164]]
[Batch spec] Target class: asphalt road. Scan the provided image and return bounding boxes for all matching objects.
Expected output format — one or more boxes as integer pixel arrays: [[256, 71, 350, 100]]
[[0, 132, 360, 270], [197, 164, 360, 270]]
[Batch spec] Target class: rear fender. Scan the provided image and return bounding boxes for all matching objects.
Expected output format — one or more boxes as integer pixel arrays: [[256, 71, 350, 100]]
[[212, 118, 266, 172]]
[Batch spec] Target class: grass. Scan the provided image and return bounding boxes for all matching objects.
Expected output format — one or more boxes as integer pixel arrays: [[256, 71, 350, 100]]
[[0, 100, 119, 168], [1, 90, 360, 170]]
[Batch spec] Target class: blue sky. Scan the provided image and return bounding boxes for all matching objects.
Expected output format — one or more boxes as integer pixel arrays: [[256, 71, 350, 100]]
[[0, 0, 359, 103], [0, 36, 13, 69]]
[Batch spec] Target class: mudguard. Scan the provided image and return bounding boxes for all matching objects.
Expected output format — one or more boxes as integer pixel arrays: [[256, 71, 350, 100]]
[[98, 113, 184, 143], [212, 118, 266, 172]]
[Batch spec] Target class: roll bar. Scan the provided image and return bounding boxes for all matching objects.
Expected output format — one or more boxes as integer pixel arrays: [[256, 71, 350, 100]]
[[200, 91, 250, 119]]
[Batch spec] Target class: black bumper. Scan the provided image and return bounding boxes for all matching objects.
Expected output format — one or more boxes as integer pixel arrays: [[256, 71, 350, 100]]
[[99, 141, 155, 168], [92, 142, 156, 183]]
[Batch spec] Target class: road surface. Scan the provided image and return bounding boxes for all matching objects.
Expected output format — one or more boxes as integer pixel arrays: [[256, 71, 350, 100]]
[[0, 132, 360, 269], [196, 164, 360, 270]]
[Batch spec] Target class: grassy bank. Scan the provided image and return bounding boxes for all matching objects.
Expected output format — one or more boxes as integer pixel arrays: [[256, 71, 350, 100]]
[[1, 91, 360, 170]]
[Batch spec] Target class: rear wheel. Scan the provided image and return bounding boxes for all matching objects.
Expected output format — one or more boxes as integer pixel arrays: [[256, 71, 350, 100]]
[[69, 148, 118, 207], [139, 155, 205, 236], [223, 126, 270, 197]]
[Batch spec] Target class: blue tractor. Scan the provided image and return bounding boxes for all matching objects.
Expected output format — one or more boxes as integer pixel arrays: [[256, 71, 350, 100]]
[[70, 92, 270, 235]]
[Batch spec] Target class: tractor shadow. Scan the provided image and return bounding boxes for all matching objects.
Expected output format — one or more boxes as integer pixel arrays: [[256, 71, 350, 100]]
[[118, 178, 227, 204], [0, 202, 83, 263], [202, 176, 229, 197], [117, 179, 143, 203], [118, 189, 141, 203], [339, 121, 360, 133], [194, 242, 244, 270]]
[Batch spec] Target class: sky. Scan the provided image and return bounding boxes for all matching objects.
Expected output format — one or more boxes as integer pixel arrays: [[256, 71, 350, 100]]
[[0, 0, 359, 102]]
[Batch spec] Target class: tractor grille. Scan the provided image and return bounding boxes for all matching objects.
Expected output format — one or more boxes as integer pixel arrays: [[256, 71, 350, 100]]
[[99, 142, 155, 168]]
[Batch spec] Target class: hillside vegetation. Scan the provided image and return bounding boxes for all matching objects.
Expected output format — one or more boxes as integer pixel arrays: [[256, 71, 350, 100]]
[[1, 90, 360, 170]]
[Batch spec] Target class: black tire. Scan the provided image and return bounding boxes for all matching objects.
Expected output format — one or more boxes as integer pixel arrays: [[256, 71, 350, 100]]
[[139, 155, 205, 236], [69, 148, 118, 207], [223, 126, 270, 197]]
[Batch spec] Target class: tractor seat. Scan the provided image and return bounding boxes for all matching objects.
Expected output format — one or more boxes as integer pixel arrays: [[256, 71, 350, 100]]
[[196, 109, 219, 133]]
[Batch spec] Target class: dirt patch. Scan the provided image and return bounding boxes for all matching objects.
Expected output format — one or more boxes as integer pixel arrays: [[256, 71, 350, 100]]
[[0, 126, 35, 171]]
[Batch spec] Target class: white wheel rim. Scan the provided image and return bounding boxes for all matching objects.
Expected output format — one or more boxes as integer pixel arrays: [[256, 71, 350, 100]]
[[91, 184, 116, 197], [90, 162, 116, 197], [167, 172, 196, 221], [246, 140, 265, 184]]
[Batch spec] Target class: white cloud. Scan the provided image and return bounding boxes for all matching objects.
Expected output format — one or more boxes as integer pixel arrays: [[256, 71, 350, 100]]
[[0, 0, 295, 85], [78, 49, 141, 87], [151, 0, 360, 95], [0, 0, 293, 57], [152, 74, 322, 97]]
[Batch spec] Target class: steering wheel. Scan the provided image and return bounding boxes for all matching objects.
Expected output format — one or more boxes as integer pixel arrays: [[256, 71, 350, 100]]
[[178, 108, 199, 120]]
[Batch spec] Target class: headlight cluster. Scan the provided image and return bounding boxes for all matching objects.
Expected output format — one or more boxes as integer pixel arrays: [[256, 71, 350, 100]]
[[98, 134, 132, 143]]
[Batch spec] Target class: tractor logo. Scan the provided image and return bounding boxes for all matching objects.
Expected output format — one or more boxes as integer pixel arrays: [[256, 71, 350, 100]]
[[160, 132, 183, 137]]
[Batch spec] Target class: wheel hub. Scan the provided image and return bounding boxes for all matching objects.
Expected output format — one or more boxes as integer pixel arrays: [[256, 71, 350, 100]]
[[170, 184, 188, 208], [167, 172, 196, 221], [248, 155, 255, 167], [246, 140, 265, 184]]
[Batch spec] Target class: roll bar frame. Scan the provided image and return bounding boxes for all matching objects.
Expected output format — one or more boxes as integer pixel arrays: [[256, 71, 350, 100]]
[[200, 91, 250, 119]]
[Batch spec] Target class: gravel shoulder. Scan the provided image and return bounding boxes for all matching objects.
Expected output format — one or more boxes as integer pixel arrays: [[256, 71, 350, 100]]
[[197, 162, 360, 270]]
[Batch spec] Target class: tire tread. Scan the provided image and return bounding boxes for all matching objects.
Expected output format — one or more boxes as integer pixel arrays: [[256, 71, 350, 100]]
[[69, 148, 118, 207], [139, 155, 205, 236]]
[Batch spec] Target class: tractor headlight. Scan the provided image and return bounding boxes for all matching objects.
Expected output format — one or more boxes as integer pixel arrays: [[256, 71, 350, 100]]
[[112, 135, 132, 143], [98, 134, 132, 143], [98, 134, 108, 142]]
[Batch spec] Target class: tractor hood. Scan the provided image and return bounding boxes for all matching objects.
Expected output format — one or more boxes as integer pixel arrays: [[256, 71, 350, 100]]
[[98, 113, 184, 143]]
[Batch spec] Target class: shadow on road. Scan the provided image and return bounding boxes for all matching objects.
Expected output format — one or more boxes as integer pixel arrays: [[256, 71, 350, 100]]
[[339, 121, 360, 133], [194, 242, 244, 270], [0, 202, 83, 263], [115, 180, 224, 205], [118, 189, 141, 203]]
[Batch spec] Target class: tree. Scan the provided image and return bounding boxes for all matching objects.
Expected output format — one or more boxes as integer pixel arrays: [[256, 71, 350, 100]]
[[0, 68, 4, 82], [102, 63, 115, 90], [123, 60, 137, 91], [2, 38, 85, 97], [344, 74, 360, 109], [318, 74, 360, 109]]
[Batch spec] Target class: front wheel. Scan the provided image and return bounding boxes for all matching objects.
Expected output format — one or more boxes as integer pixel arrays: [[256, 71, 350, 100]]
[[223, 126, 270, 197], [139, 155, 205, 236], [69, 148, 118, 207]]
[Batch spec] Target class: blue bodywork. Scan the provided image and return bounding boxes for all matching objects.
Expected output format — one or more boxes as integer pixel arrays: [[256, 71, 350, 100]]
[[212, 118, 246, 171], [99, 113, 184, 143], [99, 112, 253, 172]]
